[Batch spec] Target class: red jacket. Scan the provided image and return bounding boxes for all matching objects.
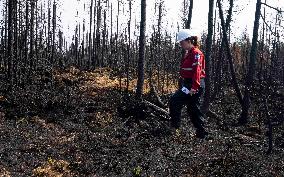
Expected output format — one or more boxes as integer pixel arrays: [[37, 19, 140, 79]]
[[180, 47, 206, 90]]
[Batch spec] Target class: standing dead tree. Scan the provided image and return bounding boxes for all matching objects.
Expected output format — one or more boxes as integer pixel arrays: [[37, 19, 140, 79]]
[[185, 0, 193, 29], [201, 0, 214, 114], [217, 0, 244, 115], [7, 0, 16, 89], [136, 0, 146, 99], [211, 0, 233, 102], [239, 0, 262, 124]]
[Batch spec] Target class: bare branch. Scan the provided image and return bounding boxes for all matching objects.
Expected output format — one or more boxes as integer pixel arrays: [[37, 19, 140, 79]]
[[260, 13, 279, 37], [261, 2, 284, 13]]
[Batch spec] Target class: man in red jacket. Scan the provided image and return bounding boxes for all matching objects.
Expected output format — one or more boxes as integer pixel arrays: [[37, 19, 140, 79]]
[[169, 29, 208, 138]]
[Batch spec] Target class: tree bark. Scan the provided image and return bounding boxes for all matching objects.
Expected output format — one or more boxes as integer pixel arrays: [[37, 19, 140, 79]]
[[13, 0, 18, 85], [218, 0, 244, 107], [7, 0, 14, 88], [136, 0, 146, 99], [211, 0, 233, 102], [89, 0, 93, 68], [29, 0, 35, 75], [239, 0, 262, 124], [185, 0, 193, 29], [96, 0, 101, 67], [92, 0, 97, 68], [201, 0, 214, 113], [51, 0, 56, 66]]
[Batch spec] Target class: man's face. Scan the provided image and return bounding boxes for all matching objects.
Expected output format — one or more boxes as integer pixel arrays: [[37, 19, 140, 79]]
[[180, 40, 191, 50]]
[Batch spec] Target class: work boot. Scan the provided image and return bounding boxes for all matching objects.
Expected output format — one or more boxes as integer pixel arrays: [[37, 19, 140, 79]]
[[175, 128, 181, 137], [195, 128, 208, 139]]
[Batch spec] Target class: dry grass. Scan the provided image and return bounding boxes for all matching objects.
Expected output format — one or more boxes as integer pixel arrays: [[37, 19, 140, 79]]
[[54, 66, 178, 95], [32, 158, 72, 177]]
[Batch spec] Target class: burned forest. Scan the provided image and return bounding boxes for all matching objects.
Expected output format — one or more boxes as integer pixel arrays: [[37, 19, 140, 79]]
[[0, 0, 283, 176]]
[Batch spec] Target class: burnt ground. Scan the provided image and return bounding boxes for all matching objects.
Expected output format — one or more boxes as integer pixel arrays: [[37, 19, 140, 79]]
[[0, 67, 283, 177]]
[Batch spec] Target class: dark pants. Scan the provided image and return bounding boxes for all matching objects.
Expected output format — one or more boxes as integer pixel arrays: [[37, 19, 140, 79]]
[[169, 78, 205, 130]]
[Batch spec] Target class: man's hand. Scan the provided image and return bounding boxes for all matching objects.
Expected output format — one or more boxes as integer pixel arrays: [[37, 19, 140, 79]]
[[189, 88, 197, 96]]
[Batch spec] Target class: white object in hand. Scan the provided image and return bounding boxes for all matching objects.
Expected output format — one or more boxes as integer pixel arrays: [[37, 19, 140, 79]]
[[181, 87, 190, 94]]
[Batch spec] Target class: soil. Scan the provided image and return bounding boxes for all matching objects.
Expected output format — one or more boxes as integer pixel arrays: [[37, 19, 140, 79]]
[[0, 67, 283, 177]]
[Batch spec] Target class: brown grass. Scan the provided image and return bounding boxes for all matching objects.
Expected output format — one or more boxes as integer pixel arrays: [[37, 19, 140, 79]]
[[54, 66, 178, 95]]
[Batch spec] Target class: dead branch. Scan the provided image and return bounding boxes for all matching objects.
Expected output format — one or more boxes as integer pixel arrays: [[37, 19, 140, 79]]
[[260, 13, 278, 37], [149, 80, 166, 108], [142, 100, 170, 120], [261, 3, 284, 13]]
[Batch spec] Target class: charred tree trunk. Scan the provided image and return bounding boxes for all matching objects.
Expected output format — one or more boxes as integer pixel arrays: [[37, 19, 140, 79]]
[[12, 0, 18, 85], [29, 0, 35, 75], [24, 0, 29, 85], [101, 10, 106, 67], [218, 0, 244, 108], [201, 0, 214, 113], [96, 0, 102, 67], [88, 0, 93, 68], [239, 0, 262, 125], [185, 0, 193, 29], [47, 0, 51, 63], [7, 0, 15, 89], [51, 0, 56, 66], [136, 0, 146, 99], [126, 0, 132, 92], [211, 0, 233, 102], [3, 0, 8, 74], [92, 0, 97, 68]]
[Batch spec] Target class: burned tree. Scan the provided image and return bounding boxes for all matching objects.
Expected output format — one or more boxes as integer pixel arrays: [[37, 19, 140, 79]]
[[136, 0, 146, 99]]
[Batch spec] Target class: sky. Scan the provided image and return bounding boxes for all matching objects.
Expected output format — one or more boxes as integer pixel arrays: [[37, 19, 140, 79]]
[[59, 0, 284, 43], [0, 0, 283, 42]]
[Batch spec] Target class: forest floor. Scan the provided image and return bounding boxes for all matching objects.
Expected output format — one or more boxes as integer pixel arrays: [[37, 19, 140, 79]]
[[0, 67, 283, 177]]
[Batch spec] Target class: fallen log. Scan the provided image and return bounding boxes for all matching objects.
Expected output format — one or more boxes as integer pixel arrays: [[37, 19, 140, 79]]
[[142, 100, 170, 120]]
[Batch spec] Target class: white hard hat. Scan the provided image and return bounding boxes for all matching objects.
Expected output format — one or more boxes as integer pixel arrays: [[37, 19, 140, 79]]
[[177, 29, 191, 42], [177, 28, 201, 42]]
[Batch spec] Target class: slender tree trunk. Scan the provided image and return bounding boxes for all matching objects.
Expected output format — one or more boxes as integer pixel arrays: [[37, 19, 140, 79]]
[[3, 0, 8, 74], [29, 0, 35, 76], [48, 0, 51, 60], [185, 0, 193, 29], [24, 0, 29, 85], [218, 0, 243, 108], [211, 0, 233, 101], [51, 0, 56, 66], [35, 0, 39, 70], [7, 0, 14, 88], [78, 23, 81, 66], [110, 3, 113, 68], [92, 0, 97, 68], [240, 0, 262, 124], [126, 0, 132, 92], [75, 25, 78, 66], [136, 0, 146, 99], [89, 0, 93, 68], [82, 21, 85, 67], [0, 27, 4, 68], [101, 10, 106, 67], [96, 0, 101, 67], [201, 0, 214, 113], [13, 0, 18, 85]]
